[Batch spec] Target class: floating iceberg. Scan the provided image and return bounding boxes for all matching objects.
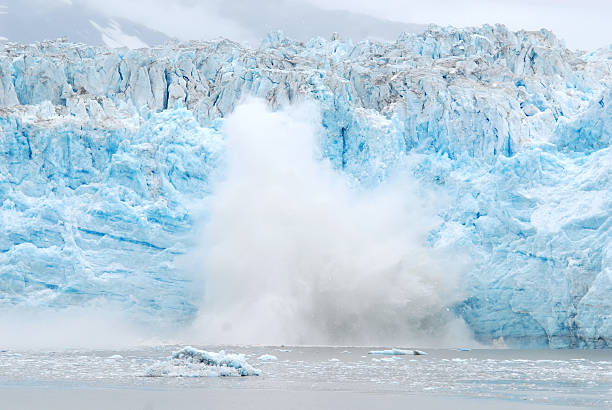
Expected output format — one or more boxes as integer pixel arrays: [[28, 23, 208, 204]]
[[257, 354, 278, 361], [146, 347, 260, 377], [369, 349, 427, 356]]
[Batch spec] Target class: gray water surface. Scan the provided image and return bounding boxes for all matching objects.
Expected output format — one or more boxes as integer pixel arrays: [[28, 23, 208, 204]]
[[0, 346, 610, 409]]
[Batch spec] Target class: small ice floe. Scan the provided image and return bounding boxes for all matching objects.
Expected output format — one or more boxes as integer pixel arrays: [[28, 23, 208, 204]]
[[456, 348, 472, 352], [371, 356, 397, 363], [368, 348, 427, 356], [329, 358, 340, 362], [108, 354, 123, 359], [277, 349, 292, 352], [145, 346, 260, 377], [257, 354, 278, 361]]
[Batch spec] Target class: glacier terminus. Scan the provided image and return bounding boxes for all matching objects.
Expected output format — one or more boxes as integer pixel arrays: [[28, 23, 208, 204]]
[[0, 25, 610, 348]]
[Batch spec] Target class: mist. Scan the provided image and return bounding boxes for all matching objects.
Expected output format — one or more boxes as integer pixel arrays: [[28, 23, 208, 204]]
[[191, 100, 472, 346], [0, 306, 161, 350]]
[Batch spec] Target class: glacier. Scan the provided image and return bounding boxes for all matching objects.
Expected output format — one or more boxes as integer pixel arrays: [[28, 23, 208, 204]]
[[0, 25, 610, 347]]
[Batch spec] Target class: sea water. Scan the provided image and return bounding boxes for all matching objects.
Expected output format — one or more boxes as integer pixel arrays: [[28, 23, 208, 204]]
[[0, 346, 610, 409]]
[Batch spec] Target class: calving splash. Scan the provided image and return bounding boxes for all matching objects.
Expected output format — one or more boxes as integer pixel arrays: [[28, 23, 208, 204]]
[[191, 101, 469, 346]]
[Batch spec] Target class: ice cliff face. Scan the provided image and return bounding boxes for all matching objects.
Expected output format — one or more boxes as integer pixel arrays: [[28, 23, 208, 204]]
[[0, 25, 610, 347]]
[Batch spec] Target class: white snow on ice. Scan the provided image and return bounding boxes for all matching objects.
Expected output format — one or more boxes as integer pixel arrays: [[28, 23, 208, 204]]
[[257, 354, 278, 361]]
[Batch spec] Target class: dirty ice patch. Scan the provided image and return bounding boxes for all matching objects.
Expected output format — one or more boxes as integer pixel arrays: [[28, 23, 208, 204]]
[[145, 346, 260, 377]]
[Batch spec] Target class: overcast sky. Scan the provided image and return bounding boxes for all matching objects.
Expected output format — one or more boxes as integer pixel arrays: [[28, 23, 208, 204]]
[[3, 0, 612, 50], [305, 0, 612, 50], [82, 0, 612, 50]]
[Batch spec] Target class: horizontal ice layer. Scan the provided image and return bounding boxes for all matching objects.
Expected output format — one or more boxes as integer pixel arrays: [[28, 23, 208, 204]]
[[0, 25, 610, 347], [0, 108, 224, 321]]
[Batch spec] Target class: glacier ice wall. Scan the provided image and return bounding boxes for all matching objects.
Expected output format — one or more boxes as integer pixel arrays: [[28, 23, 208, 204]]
[[0, 25, 610, 347]]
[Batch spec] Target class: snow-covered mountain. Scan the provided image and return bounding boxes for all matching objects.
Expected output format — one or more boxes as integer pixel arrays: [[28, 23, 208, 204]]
[[0, 0, 425, 48], [0, 25, 610, 347], [0, 0, 170, 48]]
